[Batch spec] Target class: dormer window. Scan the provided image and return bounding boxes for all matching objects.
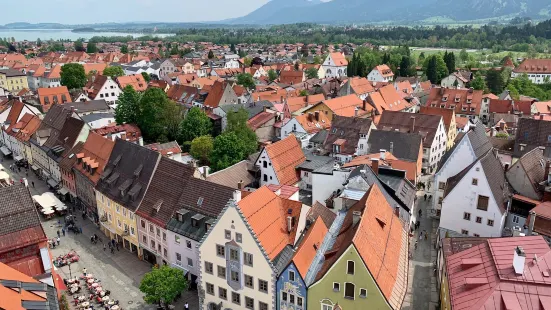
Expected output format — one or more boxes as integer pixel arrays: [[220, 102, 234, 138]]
[[462, 107, 467, 111], [449, 105, 455, 109], [467, 99, 472, 104], [455, 96, 460, 103], [440, 105, 445, 108], [442, 95, 448, 102]]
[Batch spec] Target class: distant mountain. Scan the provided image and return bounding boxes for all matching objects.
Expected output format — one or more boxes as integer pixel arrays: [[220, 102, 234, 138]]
[[229, 0, 551, 24]]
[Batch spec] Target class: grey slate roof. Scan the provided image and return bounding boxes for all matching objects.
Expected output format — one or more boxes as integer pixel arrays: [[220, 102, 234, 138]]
[[166, 209, 215, 242], [323, 115, 373, 155], [309, 129, 328, 145], [206, 160, 256, 189], [80, 112, 114, 123], [61, 99, 110, 113], [514, 117, 551, 158], [506, 147, 545, 198], [367, 129, 422, 162], [297, 153, 334, 171], [0, 184, 43, 236], [272, 245, 294, 276]]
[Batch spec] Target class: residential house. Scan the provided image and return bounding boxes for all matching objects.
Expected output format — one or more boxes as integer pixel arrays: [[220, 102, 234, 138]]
[[305, 94, 374, 120], [96, 139, 161, 255], [440, 71, 472, 88], [441, 236, 551, 310], [527, 202, 551, 242], [338, 77, 375, 100], [116, 74, 147, 92], [419, 106, 457, 150], [8, 113, 41, 164], [61, 99, 114, 129], [279, 70, 305, 85], [513, 117, 551, 158], [489, 99, 533, 117], [286, 94, 325, 114], [307, 184, 408, 310], [368, 84, 415, 114], [73, 132, 115, 222], [512, 58, 551, 84], [59, 141, 84, 203], [322, 53, 348, 78], [84, 75, 122, 107], [145, 141, 185, 163], [377, 110, 446, 173], [367, 64, 395, 83], [480, 93, 498, 122], [203, 81, 239, 109], [255, 134, 306, 186], [280, 111, 331, 147], [505, 147, 546, 202], [37, 86, 70, 112], [531, 100, 551, 115], [39, 65, 62, 89], [0, 100, 41, 152], [198, 186, 302, 310], [296, 154, 335, 194], [0, 69, 28, 92], [432, 121, 492, 217], [426, 87, 483, 121], [440, 149, 509, 237], [166, 84, 199, 105], [343, 150, 420, 185], [92, 123, 143, 145], [205, 160, 257, 190], [322, 115, 376, 163]]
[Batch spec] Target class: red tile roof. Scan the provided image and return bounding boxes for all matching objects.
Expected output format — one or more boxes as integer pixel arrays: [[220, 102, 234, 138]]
[[286, 94, 325, 112], [374, 64, 394, 77], [329, 52, 348, 66], [427, 87, 483, 116], [279, 70, 304, 85], [266, 184, 300, 200], [263, 135, 306, 186], [247, 110, 276, 131], [446, 236, 551, 310], [37, 86, 70, 110], [489, 99, 532, 115], [117, 74, 147, 92], [294, 111, 332, 134], [514, 59, 551, 74], [238, 186, 302, 260], [292, 217, 328, 278], [73, 132, 115, 185], [323, 94, 372, 117]]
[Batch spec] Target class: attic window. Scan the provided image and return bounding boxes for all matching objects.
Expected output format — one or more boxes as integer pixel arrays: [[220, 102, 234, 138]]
[[332, 128, 337, 134], [340, 130, 344, 136], [197, 197, 204, 206], [442, 95, 448, 102]]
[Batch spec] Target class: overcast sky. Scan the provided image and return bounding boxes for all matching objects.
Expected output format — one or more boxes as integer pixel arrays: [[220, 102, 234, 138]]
[[2, 0, 269, 24]]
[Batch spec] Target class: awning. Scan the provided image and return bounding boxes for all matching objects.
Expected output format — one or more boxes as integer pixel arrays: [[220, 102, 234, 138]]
[[14, 155, 23, 162], [47, 179, 59, 188], [58, 188, 69, 196], [31, 165, 40, 171], [0, 146, 11, 156]]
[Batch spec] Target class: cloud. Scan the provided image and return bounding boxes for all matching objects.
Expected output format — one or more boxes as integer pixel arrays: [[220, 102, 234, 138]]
[[1, 0, 269, 24]]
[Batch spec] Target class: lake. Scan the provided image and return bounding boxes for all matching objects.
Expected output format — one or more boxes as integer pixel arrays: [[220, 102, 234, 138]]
[[0, 29, 173, 41]]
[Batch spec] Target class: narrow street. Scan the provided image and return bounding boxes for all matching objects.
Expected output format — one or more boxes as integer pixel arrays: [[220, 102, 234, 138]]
[[1, 158, 198, 310], [402, 187, 439, 310]]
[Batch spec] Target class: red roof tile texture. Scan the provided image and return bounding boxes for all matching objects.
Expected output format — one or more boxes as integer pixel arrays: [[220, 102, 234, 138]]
[[264, 135, 306, 186], [292, 217, 328, 278]]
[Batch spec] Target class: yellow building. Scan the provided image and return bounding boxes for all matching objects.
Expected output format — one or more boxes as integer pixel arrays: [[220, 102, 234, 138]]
[[96, 191, 140, 254], [419, 106, 457, 150], [0, 69, 29, 92]]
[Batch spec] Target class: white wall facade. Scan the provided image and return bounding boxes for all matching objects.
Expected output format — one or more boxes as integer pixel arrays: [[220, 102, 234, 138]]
[[94, 78, 122, 105], [255, 149, 279, 186], [322, 55, 347, 79], [312, 169, 351, 207], [425, 119, 447, 173], [511, 71, 551, 84], [199, 204, 275, 310], [440, 161, 506, 237], [166, 229, 200, 277], [280, 118, 306, 140], [367, 69, 391, 82]]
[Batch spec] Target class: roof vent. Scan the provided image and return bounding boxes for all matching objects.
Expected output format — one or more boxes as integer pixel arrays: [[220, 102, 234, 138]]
[[153, 199, 163, 213], [112, 154, 122, 166], [197, 197, 204, 206], [543, 271, 550, 277]]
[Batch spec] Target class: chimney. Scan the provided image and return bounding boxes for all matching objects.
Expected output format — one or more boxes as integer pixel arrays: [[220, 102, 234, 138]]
[[410, 116, 416, 133], [380, 149, 386, 160], [263, 105, 268, 112], [280, 95, 284, 103], [354, 106, 359, 117], [352, 210, 362, 227], [390, 142, 394, 154], [528, 211, 536, 235], [439, 87, 444, 95], [513, 246, 526, 275], [347, 79, 351, 95], [371, 158, 379, 175], [237, 180, 243, 190], [286, 215, 294, 233], [233, 189, 242, 202], [314, 111, 320, 121]]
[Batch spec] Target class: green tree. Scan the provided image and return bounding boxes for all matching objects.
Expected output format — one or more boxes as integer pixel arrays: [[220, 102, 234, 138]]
[[486, 69, 505, 95], [86, 42, 98, 53], [139, 265, 188, 309], [115, 85, 142, 125], [399, 56, 413, 77], [313, 55, 322, 64], [179, 107, 213, 142], [268, 69, 278, 82], [243, 57, 252, 67], [121, 45, 128, 54], [74, 40, 85, 52], [236, 73, 255, 90], [210, 132, 245, 171], [60, 63, 87, 90], [102, 66, 125, 78], [170, 45, 179, 55], [139, 88, 174, 141], [36, 38, 42, 47], [417, 52, 425, 65], [444, 51, 456, 74], [423, 55, 448, 84], [426, 56, 438, 84], [226, 107, 257, 156], [190, 135, 213, 165], [230, 43, 236, 53], [459, 49, 469, 62], [141, 72, 151, 83], [470, 72, 486, 91], [208, 50, 214, 59], [162, 100, 183, 141], [305, 67, 319, 79]]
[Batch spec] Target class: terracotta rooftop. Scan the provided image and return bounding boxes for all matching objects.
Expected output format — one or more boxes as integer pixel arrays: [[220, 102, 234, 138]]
[[237, 186, 302, 260], [266, 184, 300, 200], [263, 134, 306, 185], [117, 74, 147, 92], [329, 52, 348, 66], [323, 94, 372, 117], [286, 94, 325, 112], [292, 217, 328, 278]]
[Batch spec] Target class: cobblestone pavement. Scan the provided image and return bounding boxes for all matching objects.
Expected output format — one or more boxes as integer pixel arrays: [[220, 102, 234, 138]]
[[1, 158, 199, 310], [402, 190, 439, 310]]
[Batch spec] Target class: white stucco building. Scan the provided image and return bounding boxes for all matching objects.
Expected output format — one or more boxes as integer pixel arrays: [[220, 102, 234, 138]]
[[255, 135, 305, 187], [367, 64, 394, 82], [321, 52, 348, 78]]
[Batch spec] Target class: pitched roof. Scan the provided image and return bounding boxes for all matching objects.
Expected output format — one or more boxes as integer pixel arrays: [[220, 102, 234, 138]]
[[117, 74, 147, 92], [489, 99, 532, 115], [206, 160, 256, 189], [166, 84, 198, 103], [203, 80, 226, 108], [514, 58, 551, 73], [95, 139, 160, 212], [263, 135, 306, 185], [279, 70, 304, 85], [437, 121, 491, 172], [286, 94, 325, 113], [446, 236, 551, 310], [329, 52, 348, 66], [92, 123, 142, 143], [367, 129, 422, 162], [14, 113, 40, 143], [374, 64, 394, 77], [323, 115, 373, 155], [377, 110, 443, 147], [507, 147, 546, 199], [306, 201, 337, 229], [85, 75, 109, 100], [59, 141, 84, 171], [292, 217, 328, 278], [426, 87, 483, 116], [73, 132, 115, 185], [60, 99, 110, 114], [144, 141, 182, 157], [247, 110, 276, 131], [513, 117, 551, 157], [176, 178, 235, 218], [237, 186, 302, 260], [343, 152, 418, 183], [419, 105, 455, 131], [322, 94, 372, 117], [531, 101, 551, 114], [294, 111, 332, 134]]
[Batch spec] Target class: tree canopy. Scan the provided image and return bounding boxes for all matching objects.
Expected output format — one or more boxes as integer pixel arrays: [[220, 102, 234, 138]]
[[268, 69, 278, 82], [190, 135, 214, 165], [115, 85, 142, 125], [60, 63, 87, 90], [236, 73, 255, 90], [139, 265, 188, 308], [486, 69, 505, 95], [424, 54, 449, 84], [102, 66, 125, 78], [179, 107, 213, 143], [86, 42, 98, 53], [305, 67, 319, 79]]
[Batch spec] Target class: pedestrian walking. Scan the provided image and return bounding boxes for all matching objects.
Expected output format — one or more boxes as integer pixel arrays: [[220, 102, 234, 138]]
[[110, 247, 114, 254], [419, 231, 423, 240], [424, 193, 427, 201], [116, 242, 119, 251], [79, 227, 83, 234], [31, 181, 34, 188], [103, 244, 107, 251], [56, 237, 60, 245], [424, 230, 428, 240], [62, 228, 65, 236], [418, 209, 422, 217], [82, 268, 87, 276], [184, 302, 189, 310], [111, 239, 115, 247], [57, 230, 60, 238]]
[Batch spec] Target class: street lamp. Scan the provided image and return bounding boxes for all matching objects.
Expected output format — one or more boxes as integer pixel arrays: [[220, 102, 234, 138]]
[[68, 263, 72, 279]]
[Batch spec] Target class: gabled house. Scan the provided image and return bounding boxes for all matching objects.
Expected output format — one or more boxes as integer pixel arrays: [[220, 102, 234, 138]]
[[441, 149, 510, 237], [307, 184, 408, 310], [59, 141, 84, 203], [322, 53, 348, 78], [203, 81, 239, 109], [512, 58, 551, 84], [367, 64, 395, 82], [367, 84, 414, 114], [338, 77, 375, 100], [506, 147, 546, 201], [96, 139, 161, 255], [489, 99, 533, 116], [513, 117, 551, 158], [198, 186, 302, 310], [377, 110, 446, 173], [280, 110, 332, 147], [279, 70, 305, 85], [8, 113, 41, 164], [440, 71, 472, 88], [432, 121, 492, 217], [255, 134, 306, 186], [72, 132, 115, 222], [116, 74, 147, 92], [322, 115, 375, 163], [84, 75, 122, 107], [419, 106, 457, 150], [305, 94, 373, 121], [426, 87, 483, 121], [37, 86, 70, 112], [0, 99, 41, 153]]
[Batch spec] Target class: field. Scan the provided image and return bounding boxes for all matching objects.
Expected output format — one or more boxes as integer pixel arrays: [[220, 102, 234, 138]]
[[405, 47, 551, 66]]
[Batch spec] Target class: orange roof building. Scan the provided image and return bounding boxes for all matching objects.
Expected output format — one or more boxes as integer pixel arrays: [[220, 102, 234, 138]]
[[286, 93, 325, 113], [256, 134, 306, 186], [116, 74, 147, 92], [0, 262, 57, 310], [37, 86, 70, 112], [308, 94, 373, 120]]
